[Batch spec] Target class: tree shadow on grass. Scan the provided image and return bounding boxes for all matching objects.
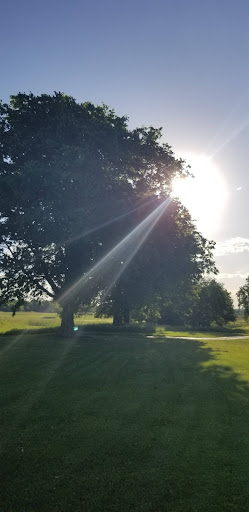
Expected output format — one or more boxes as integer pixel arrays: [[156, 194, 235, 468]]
[[1, 334, 249, 511], [0, 323, 156, 338], [0, 326, 61, 337]]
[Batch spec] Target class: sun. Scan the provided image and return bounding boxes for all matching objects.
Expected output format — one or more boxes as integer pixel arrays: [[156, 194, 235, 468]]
[[171, 152, 228, 238]]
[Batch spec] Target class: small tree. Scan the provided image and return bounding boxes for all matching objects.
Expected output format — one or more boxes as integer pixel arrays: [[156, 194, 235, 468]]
[[237, 277, 249, 321], [190, 279, 236, 329]]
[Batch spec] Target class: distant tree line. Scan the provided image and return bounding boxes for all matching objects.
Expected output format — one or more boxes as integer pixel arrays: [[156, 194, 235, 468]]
[[97, 278, 236, 329], [0, 300, 56, 313], [0, 277, 236, 330]]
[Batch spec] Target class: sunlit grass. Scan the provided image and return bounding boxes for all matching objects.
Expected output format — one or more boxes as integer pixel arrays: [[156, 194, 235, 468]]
[[0, 311, 112, 334], [155, 320, 249, 338], [0, 312, 248, 339]]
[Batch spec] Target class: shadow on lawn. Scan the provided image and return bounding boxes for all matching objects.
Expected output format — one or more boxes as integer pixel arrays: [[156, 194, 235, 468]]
[[0, 322, 156, 337], [139, 337, 249, 511], [0, 327, 61, 337], [1, 334, 249, 511], [0, 321, 246, 340]]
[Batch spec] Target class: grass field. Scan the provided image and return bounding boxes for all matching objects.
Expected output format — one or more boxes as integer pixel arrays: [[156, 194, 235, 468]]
[[1, 314, 249, 511], [156, 319, 249, 338], [0, 311, 248, 338], [0, 311, 112, 334]]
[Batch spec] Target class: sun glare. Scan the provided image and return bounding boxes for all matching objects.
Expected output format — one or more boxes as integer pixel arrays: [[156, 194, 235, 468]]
[[172, 153, 228, 238]]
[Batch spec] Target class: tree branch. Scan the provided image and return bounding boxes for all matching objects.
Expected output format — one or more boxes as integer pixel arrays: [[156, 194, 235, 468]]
[[37, 283, 55, 299], [4, 242, 15, 257], [44, 274, 60, 295]]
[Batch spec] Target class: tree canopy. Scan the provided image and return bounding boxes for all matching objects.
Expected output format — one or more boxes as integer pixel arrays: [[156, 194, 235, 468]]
[[0, 92, 217, 334], [237, 277, 249, 320], [190, 279, 236, 328], [96, 201, 217, 325]]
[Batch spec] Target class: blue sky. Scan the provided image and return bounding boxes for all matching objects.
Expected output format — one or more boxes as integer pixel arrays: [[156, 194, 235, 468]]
[[1, 0, 249, 304]]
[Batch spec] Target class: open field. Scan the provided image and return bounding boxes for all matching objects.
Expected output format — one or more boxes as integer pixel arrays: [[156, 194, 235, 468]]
[[0, 311, 112, 334], [1, 327, 249, 511], [0, 311, 248, 338]]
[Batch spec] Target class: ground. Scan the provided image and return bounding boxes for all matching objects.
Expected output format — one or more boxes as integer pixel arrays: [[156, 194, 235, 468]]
[[1, 313, 249, 511], [0, 311, 112, 334]]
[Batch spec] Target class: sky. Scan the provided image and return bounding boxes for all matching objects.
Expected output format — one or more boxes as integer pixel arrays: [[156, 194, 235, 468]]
[[1, 0, 249, 305]]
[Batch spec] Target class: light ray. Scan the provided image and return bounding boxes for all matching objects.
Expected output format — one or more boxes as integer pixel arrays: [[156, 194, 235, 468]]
[[209, 117, 249, 158], [0, 330, 27, 357], [0, 336, 77, 450], [205, 89, 249, 153], [97, 199, 172, 307], [20, 336, 76, 412], [59, 197, 171, 306], [57, 197, 158, 249]]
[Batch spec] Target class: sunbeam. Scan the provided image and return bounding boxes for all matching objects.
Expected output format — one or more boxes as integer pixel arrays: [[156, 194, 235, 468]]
[[209, 117, 249, 158], [205, 89, 249, 154], [20, 336, 76, 412], [0, 336, 77, 450], [59, 197, 171, 306], [0, 330, 27, 357], [57, 197, 158, 250]]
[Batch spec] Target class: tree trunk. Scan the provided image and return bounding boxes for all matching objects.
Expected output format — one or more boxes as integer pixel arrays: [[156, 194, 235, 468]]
[[113, 310, 123, 326], [123, 305, 130, 324], [60, 304, 75, 337], [113, 299, 130, 326]]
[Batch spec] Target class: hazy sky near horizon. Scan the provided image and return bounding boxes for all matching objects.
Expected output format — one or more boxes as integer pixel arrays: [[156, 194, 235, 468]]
[[1, 0, 249, 303]]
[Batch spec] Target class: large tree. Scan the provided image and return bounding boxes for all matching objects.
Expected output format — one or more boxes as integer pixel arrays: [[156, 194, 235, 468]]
[[0, 92, 188, 335]]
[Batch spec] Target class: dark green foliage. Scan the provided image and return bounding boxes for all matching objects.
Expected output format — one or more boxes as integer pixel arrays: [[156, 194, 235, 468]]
[[190, 279, 236, 328], [0, 92, 187, 334], [0, 300, 54, 313], [0, 92, 218, 334], [130, 279, 236, 329], [96, 202, 217, 325], [237, 276, 249, 321]]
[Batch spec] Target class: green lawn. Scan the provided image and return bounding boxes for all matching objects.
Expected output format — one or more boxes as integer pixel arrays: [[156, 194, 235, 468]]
[[0, 311, 248, 338], [1, 326, 249, 511], [155, 319, 249, 338], [0, 311, 112, 334]]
